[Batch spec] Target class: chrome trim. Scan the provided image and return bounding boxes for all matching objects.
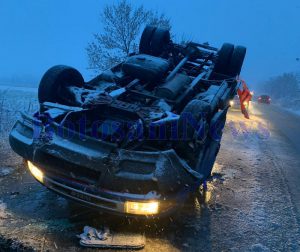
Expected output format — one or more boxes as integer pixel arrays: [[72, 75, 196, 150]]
[[44, 176, 125, 213]]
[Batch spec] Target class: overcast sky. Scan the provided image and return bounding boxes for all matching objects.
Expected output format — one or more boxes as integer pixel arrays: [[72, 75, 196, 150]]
[[0, 0, 300, 89]]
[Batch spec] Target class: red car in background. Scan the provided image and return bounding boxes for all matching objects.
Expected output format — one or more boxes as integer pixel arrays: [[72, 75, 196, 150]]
[[258, 95, 271, 104]]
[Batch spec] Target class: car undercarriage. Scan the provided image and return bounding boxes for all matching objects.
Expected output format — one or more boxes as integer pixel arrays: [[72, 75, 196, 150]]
[[9, 26, 246, 216]]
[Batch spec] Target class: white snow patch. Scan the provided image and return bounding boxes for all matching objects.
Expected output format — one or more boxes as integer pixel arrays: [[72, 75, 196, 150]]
[[0, 167, 13, 177], [250, 243, 270, 252]]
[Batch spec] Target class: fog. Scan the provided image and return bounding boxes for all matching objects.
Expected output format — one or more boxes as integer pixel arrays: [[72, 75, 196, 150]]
[[0, 0, 299, 89]]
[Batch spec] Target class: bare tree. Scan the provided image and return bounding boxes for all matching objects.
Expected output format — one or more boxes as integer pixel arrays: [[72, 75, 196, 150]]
[[86, 0, 171, 72]]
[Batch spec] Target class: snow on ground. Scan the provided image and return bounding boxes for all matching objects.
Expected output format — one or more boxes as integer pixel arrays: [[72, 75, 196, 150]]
[[271, 98, 300, 117], [286, 108, 300, 116], [0, 167, 13, 177], [0, 87, 37, 128], [0, 85, 37, 93], [0, 87, 38, 163]]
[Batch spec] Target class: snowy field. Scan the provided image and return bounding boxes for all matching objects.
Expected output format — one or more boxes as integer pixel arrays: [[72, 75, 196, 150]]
[[0, 87, 38, 150]]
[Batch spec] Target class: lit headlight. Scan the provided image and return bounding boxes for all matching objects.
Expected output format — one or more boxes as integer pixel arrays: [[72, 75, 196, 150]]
[[243, 101, 248, 106], [125, 201, 159, 215], [229, 100, 234, 106], [27, 161, 44, 183]]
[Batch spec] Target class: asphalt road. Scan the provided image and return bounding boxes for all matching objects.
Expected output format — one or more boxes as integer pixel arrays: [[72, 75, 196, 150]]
[[252, 103, 300, 226], [1, 101, 300, 251]]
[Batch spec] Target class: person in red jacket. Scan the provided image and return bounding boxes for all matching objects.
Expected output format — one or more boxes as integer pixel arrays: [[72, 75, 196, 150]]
[[237, 79, 252, 119]]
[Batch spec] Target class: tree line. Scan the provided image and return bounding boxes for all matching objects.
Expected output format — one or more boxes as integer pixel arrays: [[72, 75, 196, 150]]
[[261, 72, 300, 101]]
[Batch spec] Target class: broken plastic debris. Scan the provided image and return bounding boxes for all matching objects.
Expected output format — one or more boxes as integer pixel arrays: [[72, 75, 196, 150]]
[[78, 226, 110, 241], [78, 226, 145, 249]]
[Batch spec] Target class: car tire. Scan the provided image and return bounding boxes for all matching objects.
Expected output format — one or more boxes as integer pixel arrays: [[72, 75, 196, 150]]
[[195, 112, 226, 179], [150, 27, 170, 56], [38, 65, 84, 105], [214, 43, 234, 75], [177, 104, 226, 180], [139, 26, 156, 54], [227, 46, 247, 77], [196, 139, 221, 179], [176, 100, 211, 160], [178, 100, 211, 141]]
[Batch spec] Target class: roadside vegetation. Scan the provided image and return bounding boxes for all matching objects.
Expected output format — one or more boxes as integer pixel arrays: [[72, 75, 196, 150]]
[[261, 72, 300, 110]]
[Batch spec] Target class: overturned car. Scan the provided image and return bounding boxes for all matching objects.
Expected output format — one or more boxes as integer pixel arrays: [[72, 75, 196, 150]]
[[9, 26, 246, 216]]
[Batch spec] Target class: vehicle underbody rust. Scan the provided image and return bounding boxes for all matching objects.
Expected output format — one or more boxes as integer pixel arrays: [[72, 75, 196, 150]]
[[9, 26, 247, 216]]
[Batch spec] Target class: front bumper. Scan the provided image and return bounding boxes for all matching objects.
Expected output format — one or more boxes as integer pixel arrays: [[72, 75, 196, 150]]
[[27, 161, 177, 216], [9, 112, 203, 216]]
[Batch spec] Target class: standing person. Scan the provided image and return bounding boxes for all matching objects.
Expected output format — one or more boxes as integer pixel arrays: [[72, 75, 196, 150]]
[[237, 80, 252, 119]]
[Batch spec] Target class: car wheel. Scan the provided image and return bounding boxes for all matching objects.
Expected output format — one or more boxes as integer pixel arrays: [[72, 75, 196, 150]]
[[38, 65, 84, 105], [150, 27, 170, 56], [178, 100, 211, 141], [213, 43, 234, 75], [196, 139, 221, 179], [176, 100, 211, 160], [139, 25, 156, 54], [227, 46, 247, 77], [195, 109, 227, 180]]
